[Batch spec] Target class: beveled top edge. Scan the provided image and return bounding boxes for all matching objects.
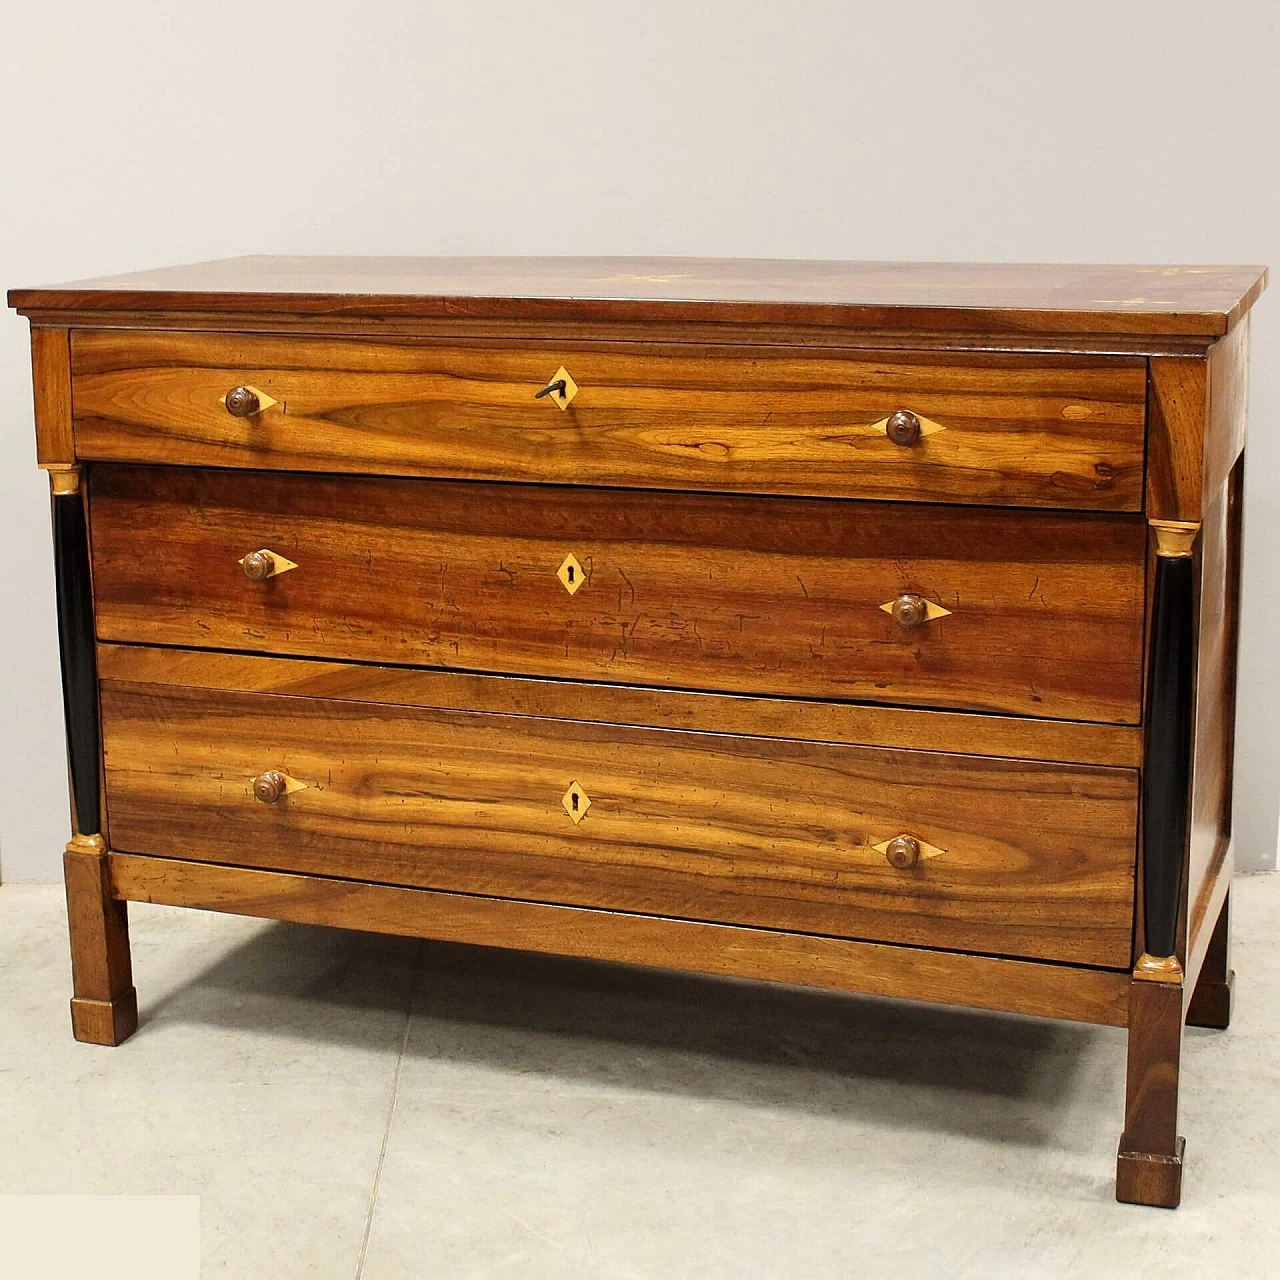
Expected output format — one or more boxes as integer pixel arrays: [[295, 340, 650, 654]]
[[7, 255, 1268, 338]]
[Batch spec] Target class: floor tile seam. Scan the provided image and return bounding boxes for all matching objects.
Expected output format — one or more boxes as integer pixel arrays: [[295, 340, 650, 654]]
[[355, 937, 425, 1279]]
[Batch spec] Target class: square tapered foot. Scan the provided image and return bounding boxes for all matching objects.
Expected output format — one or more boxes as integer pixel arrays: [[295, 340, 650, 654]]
[[1116, 1137, 1185, 1208], [70, 990, 139, 1046], [1186, 970, 1234, 1030]]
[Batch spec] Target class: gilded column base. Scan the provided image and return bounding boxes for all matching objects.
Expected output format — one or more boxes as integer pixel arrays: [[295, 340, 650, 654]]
[[1134, 953, 1184, 984]]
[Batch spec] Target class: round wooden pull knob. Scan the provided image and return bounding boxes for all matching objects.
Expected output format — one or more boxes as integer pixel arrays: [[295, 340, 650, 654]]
[[885, 409, 922, 446], [225, 385, 261, 417], [242, 550, 274, 581], [885, 836, 921, 870], [253, 771, 287, 804], [890, 593, 928, 628]]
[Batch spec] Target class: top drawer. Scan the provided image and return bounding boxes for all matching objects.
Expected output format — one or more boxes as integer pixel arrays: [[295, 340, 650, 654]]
[[70, 331, 1147, 510]]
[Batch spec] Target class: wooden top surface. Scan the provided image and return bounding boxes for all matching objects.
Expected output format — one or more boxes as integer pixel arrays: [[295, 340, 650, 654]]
[[8, 255, 1267, 338]]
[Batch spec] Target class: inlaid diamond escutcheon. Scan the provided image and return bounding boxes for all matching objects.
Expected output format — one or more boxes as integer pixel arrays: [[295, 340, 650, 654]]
[[561, 781, 591, 825], [541, 365, 578, 410], [557, 553, 586, 595]]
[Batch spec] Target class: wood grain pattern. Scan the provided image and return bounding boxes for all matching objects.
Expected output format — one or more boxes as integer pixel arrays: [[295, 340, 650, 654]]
[[30, 326, 74, 465], [1185, 833, 1232, 1009], [1147, 324, 1251, 523], [70, 331, 1148, 509], [99, 680, 1139, 966], [1117, 978, 1184, 1207], [21, 307, 1243, 359], [90, 466, 1149, 723], [1205, 319, 1249, 501], [95, 644, 1146, 767], [64, 841, 138, 1046], [10, 255, 1268, 338], [106, 853, 1131, 1027], [1116, 1139, 1184, 1210], [1186, 458, 1244, 965], [9, 257, 1268, 1208], [1186, 887, 1233, 1030], [1147, 356, 1207, 522]]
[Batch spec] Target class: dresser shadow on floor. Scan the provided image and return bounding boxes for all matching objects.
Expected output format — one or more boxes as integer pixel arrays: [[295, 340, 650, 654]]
[[146, 918, 1116, 1147]]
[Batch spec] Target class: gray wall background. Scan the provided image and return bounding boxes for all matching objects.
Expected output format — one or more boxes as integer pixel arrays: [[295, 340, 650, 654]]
[[1, 1, 1276, 880]]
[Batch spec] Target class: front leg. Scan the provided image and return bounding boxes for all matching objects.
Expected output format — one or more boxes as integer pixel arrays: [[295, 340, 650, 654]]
[[1117, 978, 1184, 1207], [65, 834, 137, 1045], [1117, 519, 1197, 1207], [51, 465, 137, 1045]]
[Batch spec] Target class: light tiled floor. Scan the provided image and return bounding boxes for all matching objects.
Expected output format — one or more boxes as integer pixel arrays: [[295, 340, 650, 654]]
[[1, 874, 1277, 1278]]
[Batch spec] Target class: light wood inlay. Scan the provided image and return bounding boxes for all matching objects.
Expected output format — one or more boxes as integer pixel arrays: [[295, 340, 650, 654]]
[[220, 384, 278, 414], [880, 594, 952, 626], [867, 410, 946, 441], [872, 834, 946, 863], [238, 548, 298, 580]]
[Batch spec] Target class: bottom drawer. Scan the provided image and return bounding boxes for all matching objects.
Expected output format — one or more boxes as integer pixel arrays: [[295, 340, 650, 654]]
[[100, 681, 1138, 967]]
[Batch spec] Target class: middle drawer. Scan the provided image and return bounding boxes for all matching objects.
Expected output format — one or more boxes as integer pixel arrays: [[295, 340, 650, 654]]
[[90, 465, 1147, 722]]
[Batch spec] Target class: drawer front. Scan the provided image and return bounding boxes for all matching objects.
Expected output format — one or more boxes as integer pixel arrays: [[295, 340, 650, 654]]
[[99, 681, 1139, 966], [90, 466, 1148, 722], [71, 331, 1147, 510]]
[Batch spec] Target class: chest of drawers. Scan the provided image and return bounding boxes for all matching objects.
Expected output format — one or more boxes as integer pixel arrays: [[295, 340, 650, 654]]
[[9, 257, 1266, 1208]]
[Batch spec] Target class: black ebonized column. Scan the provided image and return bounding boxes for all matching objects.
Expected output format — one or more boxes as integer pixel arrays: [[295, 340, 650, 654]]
[[53, 486, 101, 837], [1141, 551, 1195, 962]]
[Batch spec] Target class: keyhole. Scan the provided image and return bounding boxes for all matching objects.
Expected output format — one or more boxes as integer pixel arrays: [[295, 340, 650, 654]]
[[567, 565, 575, 584], [561, 779, 591, 823]]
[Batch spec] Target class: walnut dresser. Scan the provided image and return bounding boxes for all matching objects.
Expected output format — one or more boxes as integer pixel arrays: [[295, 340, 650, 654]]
[[8, 257, 1267, 1208]]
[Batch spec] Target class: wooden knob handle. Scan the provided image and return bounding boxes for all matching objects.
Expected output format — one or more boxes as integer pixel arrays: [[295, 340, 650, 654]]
[[890, 593, 928, 628], [225, 385, 261, 417], [885, 409, 922, 447], [242, 550, 274, 581], [253, 771, 287, 804], [885, 835, 921, 870]]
